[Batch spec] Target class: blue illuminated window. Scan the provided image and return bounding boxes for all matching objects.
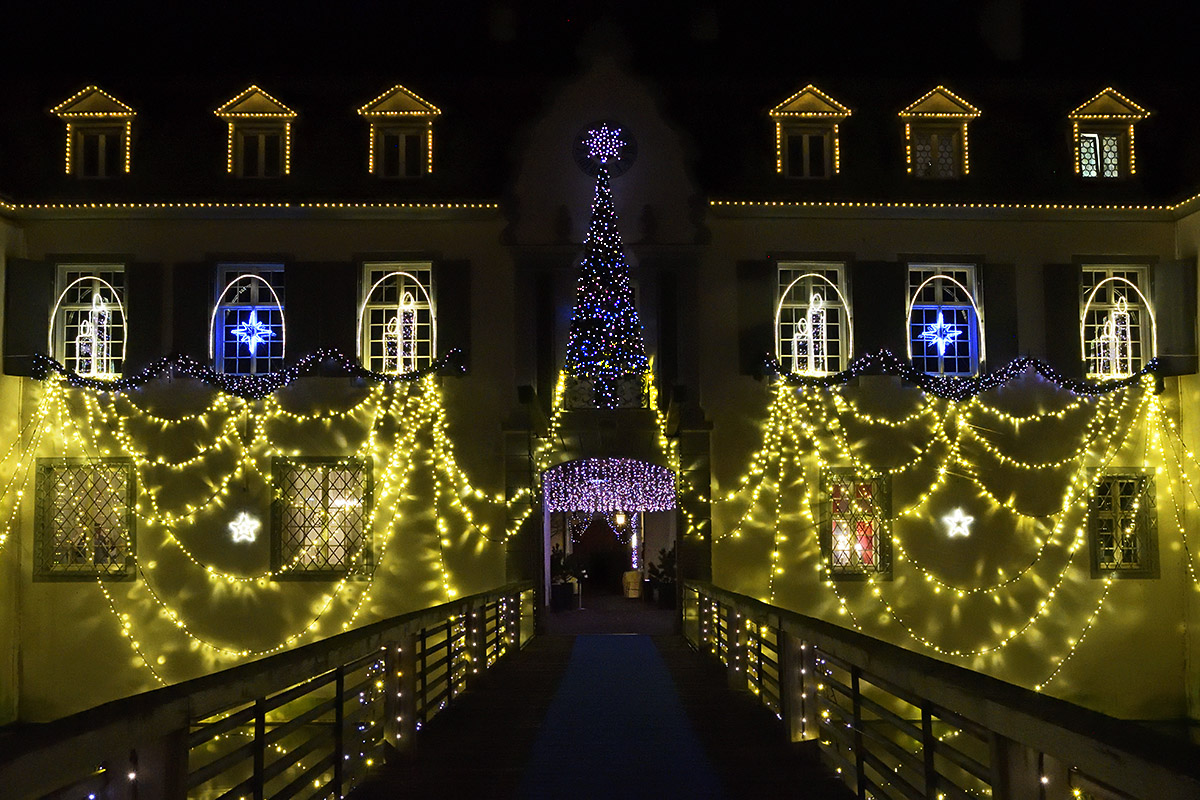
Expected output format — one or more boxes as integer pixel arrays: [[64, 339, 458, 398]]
[[908, 266, 980, 376], [216, 265, 285, 375]]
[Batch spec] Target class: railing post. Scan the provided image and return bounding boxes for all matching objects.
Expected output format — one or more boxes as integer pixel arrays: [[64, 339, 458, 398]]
[[989, 733, 1043, 800], [467, 601, 484, 682], [333, 666, 345, 798], [254, 699, 266, 800], [725, 604, 746, 691], [921, 704, 936, 798], [385, 629, 418, 757], [851, 666, 865, 799], [779, 631, 816, 742]]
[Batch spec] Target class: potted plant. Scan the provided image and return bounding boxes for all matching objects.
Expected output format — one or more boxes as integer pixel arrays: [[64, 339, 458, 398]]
[[647, 542, 677, 609]]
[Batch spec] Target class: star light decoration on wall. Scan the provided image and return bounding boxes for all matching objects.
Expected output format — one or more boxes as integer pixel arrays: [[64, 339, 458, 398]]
[[942, 508, 974, 538], [584, 124, 625, 164], [919, 311, 962, 356], [573, 119, 637, 177], [231, 311, 275, 354], [229, 511, 261, 543]]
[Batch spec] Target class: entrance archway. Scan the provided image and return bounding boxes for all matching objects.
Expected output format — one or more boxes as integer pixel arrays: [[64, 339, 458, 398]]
[[541, 458, 676, 606]]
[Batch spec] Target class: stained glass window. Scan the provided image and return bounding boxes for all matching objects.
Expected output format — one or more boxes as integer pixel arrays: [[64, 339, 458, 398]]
[[824, 472, 890, 578], [273, 458, 372, 576], [911, 129, 960, 178], [908, 266, 980, 376], [1079, 132, 1123, 179], [216, 265, 285, 375], [35, 459, 134, 580], [361, 263, 434, 374]]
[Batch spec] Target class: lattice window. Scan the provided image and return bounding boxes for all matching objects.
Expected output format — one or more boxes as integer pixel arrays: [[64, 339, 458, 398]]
[[273, 458, 373, 575], [55, 265, 125, 377], [823, 472, 890, 578], [361, 263, 434, 374], [777, 263, 846, 375], [216, 265, 285, 375], [908, 266, 980, 376], [784, 130, 831, 178], [1082, 266, 1149, 378], [1088, 472, 1157, 578], [35, 459, 134, 580], [911, 129, 960, 178]]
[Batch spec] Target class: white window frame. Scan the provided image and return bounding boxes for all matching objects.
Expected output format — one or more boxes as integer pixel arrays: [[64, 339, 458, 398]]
[[907, 264, 983, 376], [213, 264, 286, 375], [358, 262, 435, 374], [1081, 265, 1153, 379], [1078, 131, 1123, 179], [52, 264, 126, 378], [776, 262, 850, 376]]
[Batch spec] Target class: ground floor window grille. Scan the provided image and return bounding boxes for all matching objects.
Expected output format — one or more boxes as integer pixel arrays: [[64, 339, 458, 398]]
[[273, 458, 372, 575], [35, 459, 134, 579], [823, 472, 890, 578], [1089, 472, 1157, 578]]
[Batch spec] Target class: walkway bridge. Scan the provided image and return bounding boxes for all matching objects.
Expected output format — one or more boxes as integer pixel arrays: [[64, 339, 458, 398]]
[[3, 582, 1199, 799]]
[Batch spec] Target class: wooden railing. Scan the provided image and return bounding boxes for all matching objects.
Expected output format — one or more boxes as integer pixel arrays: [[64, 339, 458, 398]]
[[1, 582, 535, 800], [684, 581, 1200, 800]]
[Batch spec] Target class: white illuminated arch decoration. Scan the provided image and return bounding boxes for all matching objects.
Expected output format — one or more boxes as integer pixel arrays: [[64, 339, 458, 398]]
[[355, 271, 438, 372], [905, 274, 986, 369], [1080, 276, 1156, 379], [208, 274, 287, 363], [773, 273, 854, 376], [48, 276, 128, 377]]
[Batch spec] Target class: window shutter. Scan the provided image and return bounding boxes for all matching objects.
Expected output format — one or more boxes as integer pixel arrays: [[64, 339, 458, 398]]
[[736, 259, 773, 376], [287, 262, 357, 360], [1153, 258, 1197, 376], [433, 260, 471, 372], [981, 263, 1019, 371], [3, 258, 53, 376], [124, 263, 166, 375], [851, 261, 907, 357], [1042, 264, 1084, 379], [170, 263, 213, 363]]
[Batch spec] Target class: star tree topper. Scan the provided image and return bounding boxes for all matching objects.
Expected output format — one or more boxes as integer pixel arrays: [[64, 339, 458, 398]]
[[229, 511, 261, 543], [231, 310, 275, 354], [583, 124, 625, 164], [918, 311, 962, 356]]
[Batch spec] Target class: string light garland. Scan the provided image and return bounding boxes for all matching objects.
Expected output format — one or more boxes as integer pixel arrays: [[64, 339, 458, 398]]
[[543, 458, 676, 513]]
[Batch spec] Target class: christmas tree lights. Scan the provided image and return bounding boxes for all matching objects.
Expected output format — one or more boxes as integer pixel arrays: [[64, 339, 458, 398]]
[[563, 126, 649, 409]]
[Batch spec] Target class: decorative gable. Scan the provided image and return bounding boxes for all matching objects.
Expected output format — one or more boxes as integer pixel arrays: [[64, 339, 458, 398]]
[[214, 86, 296, 176], [769, 85, 851, 177], [1068, 88, 1149, 179], [51, 86, 135, 176], [357, 84, 441, 177], [898, 86, 980, 178]]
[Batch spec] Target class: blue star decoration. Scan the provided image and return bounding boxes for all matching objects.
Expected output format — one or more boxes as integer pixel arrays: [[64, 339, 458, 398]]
[[918, 311, 962, 356], [231, 310, 275, 354], [584, 124, 625, 164]]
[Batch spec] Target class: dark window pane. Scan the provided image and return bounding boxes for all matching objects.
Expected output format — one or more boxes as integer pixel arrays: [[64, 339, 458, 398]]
[[808, 135, 826, 178], [242, 134, 260, 177], [382, 133, 401, 177], [80, 134, 101, 177], [263, 134, 282, 177], [404, 133, 421, 176], [104, 133, 121, 175], [787, 135, 804, 177]]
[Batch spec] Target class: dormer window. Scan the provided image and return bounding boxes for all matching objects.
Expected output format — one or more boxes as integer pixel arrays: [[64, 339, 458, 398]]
[[215, 85, 296, 178], [51, 86, 135, 178], [1069, 88, 1149, 180], [357, 84, 441, 178], [899, 86, 980, 179], [769, 85, 850, 179]]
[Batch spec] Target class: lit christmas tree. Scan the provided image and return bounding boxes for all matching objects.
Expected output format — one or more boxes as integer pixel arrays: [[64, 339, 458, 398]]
[[564, 124, 648, 409]]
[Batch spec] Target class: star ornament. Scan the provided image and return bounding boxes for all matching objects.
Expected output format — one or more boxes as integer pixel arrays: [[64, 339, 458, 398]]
[[918, 311, 962, 356], [231, 310, 275, 354], [943, 508, 974, 538], [584, 124, 625, 164], [229, 511, 261, 543]]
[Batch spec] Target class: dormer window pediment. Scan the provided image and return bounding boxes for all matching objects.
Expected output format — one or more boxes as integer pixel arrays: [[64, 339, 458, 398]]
[[769, 85, 851, 179], [898, 86, 980, 179], [1069, 88, 1149, 179], [215, 85, 296, 178], [357, 84, 441, 178], [51, 86, 135, 178]]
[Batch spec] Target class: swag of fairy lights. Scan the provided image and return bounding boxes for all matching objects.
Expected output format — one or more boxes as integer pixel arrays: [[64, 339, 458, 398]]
[[543, 458, 675, 513], [0, 367, 531, 684], [707, 366, 1200, 692]]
